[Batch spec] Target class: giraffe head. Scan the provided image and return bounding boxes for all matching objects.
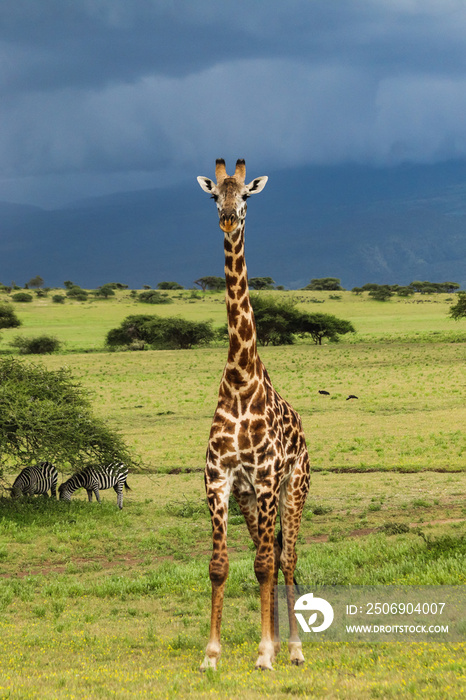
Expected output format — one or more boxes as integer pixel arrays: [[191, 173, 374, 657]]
[[197, 159, 268, 234]]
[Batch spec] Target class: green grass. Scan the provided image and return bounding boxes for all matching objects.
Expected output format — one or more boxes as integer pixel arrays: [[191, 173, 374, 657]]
[[0, 288, 465, 697], [0, 473, 464, 698]]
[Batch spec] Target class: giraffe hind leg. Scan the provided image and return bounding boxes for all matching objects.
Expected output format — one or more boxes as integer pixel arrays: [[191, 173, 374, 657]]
[[233, 487, 281, 663], [253, 487, 280, 671], [279, 451, 310, 666]]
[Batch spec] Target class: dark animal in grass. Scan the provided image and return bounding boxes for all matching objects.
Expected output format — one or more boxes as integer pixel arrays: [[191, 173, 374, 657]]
[[318, 390, 330, 395], [346, 395, 358, 400]]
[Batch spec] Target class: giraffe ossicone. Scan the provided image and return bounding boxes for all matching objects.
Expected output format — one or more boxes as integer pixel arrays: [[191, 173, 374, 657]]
[[197, 159, 311, 671]]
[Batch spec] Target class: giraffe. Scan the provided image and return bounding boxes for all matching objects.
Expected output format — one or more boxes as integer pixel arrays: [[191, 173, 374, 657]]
[[197, 159, 311, 671]]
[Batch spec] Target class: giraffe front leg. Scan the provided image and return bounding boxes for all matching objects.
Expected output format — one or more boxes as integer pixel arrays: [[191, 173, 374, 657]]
[[201, 467, 231, 672]]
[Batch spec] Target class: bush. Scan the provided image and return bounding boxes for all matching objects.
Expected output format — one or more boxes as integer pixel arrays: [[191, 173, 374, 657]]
[[106, 314, 215, 350], [157, 281, 184, 290], [10, 335, 62, 354], [0, 303, 21, 329], [94, 284, 116, 298], [137, 290, 173, 304], [369, 287, 394, 301], [11, 292, 33, 303], [0, 357, 135, 475], [52, 294, 66, 304], [66, 286, 88, 301]]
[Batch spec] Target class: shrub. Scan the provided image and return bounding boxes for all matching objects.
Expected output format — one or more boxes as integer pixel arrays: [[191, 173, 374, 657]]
[[52, 294, 66, 304], [106, 314, 215, 349], [11, 292, 33, 303], [66, 286, 88, 301], [157, 281, 184, 290], [137, 290, 173, 304], [94, 285, 116, 298], [369, 287, 394, 301], [0, 303, 21, 329], [10, 335, 61, 354]]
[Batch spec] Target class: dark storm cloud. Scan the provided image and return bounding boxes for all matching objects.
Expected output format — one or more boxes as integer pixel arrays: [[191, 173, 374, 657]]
[[2, 0, 466, 205]]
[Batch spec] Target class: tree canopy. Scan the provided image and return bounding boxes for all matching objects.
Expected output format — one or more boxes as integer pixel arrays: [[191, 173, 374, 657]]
[[249, 277, 275, 290], [194, 276, 226, 291], [157, 281, 184, 290], [303, 277, 343, 291], [449, 291, 466, 320], [0, 358, 135, 476]]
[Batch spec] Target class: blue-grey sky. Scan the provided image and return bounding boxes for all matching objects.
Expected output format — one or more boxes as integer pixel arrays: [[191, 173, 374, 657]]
[[2, 0, 466, 207]]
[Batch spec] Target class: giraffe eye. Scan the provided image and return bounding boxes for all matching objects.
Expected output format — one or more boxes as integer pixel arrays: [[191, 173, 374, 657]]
[[211, 194, 218, 202], [242, 194, 249, 201]]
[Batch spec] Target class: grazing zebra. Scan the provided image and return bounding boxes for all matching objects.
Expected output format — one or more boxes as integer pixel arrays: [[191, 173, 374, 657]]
[[58, 464, 130, 509], [10, 462, 58, 499]]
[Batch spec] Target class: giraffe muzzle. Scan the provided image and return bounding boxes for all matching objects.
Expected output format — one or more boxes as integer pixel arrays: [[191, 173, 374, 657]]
[[219, 212, 239, 233]]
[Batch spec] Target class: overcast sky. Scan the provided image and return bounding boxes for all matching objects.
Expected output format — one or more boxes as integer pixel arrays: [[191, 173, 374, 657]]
[[2, 0, 466, 207]]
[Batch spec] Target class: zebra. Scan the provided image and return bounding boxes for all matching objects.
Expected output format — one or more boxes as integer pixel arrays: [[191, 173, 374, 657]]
[[10, 462, 58, 499], [58, 463, 130, 509]]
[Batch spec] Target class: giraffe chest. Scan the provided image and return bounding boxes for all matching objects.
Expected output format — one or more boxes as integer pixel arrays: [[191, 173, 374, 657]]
[[208, 399, 303, 477]]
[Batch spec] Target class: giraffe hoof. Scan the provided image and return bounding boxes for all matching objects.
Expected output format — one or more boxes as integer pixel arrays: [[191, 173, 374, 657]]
[[255, 664, 274, 672], [291, 658, 305, 666]]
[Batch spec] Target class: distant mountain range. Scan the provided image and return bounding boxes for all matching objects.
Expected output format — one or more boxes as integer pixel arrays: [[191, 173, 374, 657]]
[[1, 160, 466, 290]]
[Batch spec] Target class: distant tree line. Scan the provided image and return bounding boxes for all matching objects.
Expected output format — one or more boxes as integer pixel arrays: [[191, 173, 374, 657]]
[[352, 281, 460, 299], [0, 275, 462, 298]]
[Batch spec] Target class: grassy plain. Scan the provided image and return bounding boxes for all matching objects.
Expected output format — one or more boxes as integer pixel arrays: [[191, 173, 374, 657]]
[[0, 289, 465, 698]]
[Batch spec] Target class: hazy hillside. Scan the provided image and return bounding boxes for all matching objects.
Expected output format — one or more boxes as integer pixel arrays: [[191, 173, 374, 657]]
[[1, 161, 466, 289]]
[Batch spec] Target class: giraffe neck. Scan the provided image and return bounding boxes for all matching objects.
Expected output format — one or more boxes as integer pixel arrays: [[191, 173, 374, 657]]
[[224, 223, 259, 384]]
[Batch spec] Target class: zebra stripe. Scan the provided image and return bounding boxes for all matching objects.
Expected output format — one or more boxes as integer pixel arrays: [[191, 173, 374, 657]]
[[58, 463, 130, 509], [11, 462, 58, 499]]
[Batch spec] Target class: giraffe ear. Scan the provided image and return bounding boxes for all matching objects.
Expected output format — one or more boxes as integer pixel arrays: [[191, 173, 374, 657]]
[[245, 176, 268, 195], [197, 176, 216, 194]]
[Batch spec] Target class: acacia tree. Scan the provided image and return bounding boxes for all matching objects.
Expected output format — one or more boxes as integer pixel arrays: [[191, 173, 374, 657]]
[[249, 277, 275, 290], [297, 313, 355, 345], [0, 358, 136, 479], [304, 278, 343, 291], [27, 275, 44, 289], [194, 276, 226, 291]]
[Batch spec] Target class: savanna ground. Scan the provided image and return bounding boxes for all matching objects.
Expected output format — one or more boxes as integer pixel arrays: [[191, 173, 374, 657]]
[[0, 289, 465, 698]]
